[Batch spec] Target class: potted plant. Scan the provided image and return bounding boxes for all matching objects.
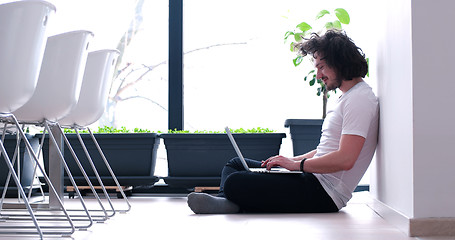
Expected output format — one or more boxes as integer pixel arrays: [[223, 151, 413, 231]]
[[159, 127, 286, 189], [283, 8, 350, 156], [40, 126, 160, 187]]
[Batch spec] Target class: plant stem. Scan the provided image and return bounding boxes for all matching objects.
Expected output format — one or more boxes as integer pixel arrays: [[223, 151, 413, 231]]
[[322, 89, 328, 119]]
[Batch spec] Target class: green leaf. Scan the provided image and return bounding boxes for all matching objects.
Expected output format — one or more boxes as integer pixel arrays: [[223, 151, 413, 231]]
[[309, 78, 316, 86], [334, 8, 350, 24], [316, 10, 330, 20], [284, 31, 294, 41], [294, 32, 305, 42], [133, 128, 151, 133], [290, 42, 295, 51], [366, 57, 370, 77], [325, 22, 334, 29], [293, 56, 303, 66], [296, 22, 312, 32], [332, 20, 342, 29]]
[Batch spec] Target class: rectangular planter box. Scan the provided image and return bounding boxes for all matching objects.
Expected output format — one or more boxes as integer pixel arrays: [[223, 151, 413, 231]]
[[160, 133, 286, 188], [285, 119, 323, 156], [40, 133, 160, 187], [0, 134, 39, 194]]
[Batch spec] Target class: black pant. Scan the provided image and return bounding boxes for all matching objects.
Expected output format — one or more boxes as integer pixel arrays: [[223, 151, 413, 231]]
[[218, 157, 338, 213]]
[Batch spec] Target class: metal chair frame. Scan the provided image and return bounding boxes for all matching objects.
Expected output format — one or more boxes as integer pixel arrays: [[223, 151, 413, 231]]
[[0, 114, 75, 238], [70, 126, 132, 213], [1, 120, 110, 225]]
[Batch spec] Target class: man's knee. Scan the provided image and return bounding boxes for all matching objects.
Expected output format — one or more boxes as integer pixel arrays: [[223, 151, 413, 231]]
[[224, 171, 246, 198], [225, 157, 244, 169]]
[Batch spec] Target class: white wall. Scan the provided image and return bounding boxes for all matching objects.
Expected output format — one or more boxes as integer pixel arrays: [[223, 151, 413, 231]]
[[371, 0, 414, 218], [412, 0, 455, 218], [372, 0, 455, 220]]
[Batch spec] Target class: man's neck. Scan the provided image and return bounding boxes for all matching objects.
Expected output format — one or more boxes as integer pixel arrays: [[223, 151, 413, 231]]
[[339, 77, 363, 93]]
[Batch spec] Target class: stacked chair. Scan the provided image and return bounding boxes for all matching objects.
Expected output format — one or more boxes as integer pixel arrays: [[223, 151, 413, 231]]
[[12, 29, 102, 229], [0, 1, 73, 238], [58, 49, 132, 213], [0, 1, 131, 238]]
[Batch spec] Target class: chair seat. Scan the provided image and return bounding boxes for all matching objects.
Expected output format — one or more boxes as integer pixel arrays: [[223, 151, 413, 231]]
[[0, 0, 55, 113], [59, 49, 119, 127], [13, 30, 93, 122]]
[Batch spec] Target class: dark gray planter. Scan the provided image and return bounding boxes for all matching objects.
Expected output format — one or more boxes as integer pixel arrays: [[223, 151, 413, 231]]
[[285, 119, 323, 156], [0, 134, 39, 194], [160, 133, 286, 188], [41, 133, 160, 187]]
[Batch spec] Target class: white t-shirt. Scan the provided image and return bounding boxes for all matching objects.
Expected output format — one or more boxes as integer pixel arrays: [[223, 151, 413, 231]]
[[314, 81, 379, 210]]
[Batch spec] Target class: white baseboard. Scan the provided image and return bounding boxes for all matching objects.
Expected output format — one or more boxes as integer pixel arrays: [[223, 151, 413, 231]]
[[367, 198, 410, 236], [368, 198, 455, 237]]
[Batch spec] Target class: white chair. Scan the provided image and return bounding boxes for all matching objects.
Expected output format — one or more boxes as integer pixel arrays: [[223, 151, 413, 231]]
[[60, 50, 120, 128], [59, 49, 131, 213], [0, 0, 53, 114], [0, 1, 64, 238], [13, 30, 92, 122], [10, 30, 104, 230]]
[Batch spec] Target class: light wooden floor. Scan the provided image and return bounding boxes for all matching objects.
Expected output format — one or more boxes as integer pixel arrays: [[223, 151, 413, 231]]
[[1, 191, 454, 240]]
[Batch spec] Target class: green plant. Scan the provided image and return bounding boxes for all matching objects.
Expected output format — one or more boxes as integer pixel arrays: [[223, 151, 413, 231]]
[[229, 127, 275, 133], [63, 126, 153, 134], [284, 8, 350, 119], [165, 127, 276, 134]]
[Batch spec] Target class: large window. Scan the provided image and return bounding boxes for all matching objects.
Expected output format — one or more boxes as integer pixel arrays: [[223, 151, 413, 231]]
[[48, 0, 169, 132], [183, 0, 325, 133], [48, 0, 374, 135], [182, 0, 376, 135]]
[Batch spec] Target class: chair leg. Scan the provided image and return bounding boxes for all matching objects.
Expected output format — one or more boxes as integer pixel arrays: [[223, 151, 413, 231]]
[[0, 138, 43, 239], [1, 130, 46, 206], [54, 123, 110, 221], [43, 121, 95, 228], [25, 130, 47, 202], [87, 127, 132, 212], [11, 116, 76, 233], [0, 127, 20, 207], [73, 128, 116, 217], [0, 114, 76, 238]]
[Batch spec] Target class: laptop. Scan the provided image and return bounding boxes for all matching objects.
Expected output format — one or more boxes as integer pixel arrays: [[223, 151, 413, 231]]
[[225, 126, 302, 174]]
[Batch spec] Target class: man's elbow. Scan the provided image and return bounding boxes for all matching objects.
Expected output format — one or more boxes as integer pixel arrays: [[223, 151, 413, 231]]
[[340, 158, 356, 171]]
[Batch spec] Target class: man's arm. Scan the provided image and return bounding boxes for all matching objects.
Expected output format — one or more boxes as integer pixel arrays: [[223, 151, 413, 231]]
[[290, 149, 317, 161], [303, 134, 365, 173], [263, 134, 365, 173]]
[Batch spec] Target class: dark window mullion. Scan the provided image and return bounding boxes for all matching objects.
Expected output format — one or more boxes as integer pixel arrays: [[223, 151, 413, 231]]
[[168, 0, 183, 130]]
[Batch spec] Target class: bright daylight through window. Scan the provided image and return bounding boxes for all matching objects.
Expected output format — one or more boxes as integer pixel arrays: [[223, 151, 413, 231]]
[[46, 0, 376, 181]]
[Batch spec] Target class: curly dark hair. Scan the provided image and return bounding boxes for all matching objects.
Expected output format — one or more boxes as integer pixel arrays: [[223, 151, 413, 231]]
[[295, 30, 368, 80]]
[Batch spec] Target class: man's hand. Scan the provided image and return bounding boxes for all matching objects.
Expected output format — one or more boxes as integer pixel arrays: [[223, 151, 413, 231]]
[[261, 155, 300, 171], [261, 134, 366, 173]]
